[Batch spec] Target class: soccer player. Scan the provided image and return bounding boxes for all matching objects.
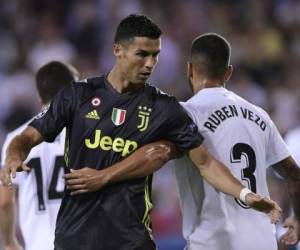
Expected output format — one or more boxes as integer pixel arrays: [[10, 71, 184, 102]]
[[0, 15, 280, 250], [0, 61, 79, 250]]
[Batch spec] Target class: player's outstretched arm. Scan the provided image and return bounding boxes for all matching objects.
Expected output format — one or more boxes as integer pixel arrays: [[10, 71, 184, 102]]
[[188, 145, 281, 223], [0, 126, 43, 186], [65, 140, 178, 195], [272, 156, 300, 245], [0, 185, 23, 250]]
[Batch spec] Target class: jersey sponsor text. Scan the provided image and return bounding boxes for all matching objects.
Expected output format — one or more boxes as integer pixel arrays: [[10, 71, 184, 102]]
[[85, 129, 138, 157]]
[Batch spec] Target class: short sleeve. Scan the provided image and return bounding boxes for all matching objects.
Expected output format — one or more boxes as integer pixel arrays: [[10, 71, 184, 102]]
[[162, 98, 203, 152], [1, 135, 9, 167], [29, 84, 76, 142], [266, 119, 291, 166]]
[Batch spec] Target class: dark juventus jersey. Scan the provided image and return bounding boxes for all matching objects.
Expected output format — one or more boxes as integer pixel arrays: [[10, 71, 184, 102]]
[[30, 75, 203, 250]]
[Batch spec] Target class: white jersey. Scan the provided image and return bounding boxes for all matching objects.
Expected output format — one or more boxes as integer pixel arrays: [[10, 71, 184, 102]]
[[174, 87, 290, 250], [1, 122, 65, 250]]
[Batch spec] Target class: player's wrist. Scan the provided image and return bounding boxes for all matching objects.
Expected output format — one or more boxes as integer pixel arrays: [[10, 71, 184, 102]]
[[96, 168, 113, 185], [239, 187, 252, 203]]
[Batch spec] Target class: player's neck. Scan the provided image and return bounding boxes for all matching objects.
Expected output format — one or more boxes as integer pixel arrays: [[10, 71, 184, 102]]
[[41, 103, 49, 109], [193, 78, 224, 94], [204, 81, 224, 89], [107, 67, 144, 94]]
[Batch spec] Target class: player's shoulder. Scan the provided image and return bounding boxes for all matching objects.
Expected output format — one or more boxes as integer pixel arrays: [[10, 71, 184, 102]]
[[67, 76, 106, 101], [72, 76, 105, 91], [183, 89, 220, 116], [145, 84, 177, 103], [248, 102, 271, 121], [237, 95, 276, 130], [227, 90, 268, 116]]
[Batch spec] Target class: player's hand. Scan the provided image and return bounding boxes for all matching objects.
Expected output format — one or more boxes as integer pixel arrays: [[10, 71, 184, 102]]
[[0, 159, 30, 187], [65, 167, 111, 195], [279, 216, 300, 246], [245, 193, 282, 224]]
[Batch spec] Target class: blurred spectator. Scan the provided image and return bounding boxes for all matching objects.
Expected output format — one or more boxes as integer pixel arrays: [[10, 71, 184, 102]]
[[228, 67, 268, 109], [28, 12, 76, 71]]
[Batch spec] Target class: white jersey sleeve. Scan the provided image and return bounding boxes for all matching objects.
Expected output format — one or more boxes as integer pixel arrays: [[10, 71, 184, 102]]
[[1, 134, 8, 166]]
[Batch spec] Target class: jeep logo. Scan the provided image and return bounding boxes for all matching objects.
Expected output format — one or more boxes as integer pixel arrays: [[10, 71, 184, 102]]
[[85, 130, 138, 157]]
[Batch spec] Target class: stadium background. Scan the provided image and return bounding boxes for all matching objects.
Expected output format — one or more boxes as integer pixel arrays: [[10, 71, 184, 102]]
[[0, 0, 299, 249]]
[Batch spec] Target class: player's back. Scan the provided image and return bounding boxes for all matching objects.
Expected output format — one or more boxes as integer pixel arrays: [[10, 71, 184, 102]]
[[174, 87, 289, 250], [1, 122, 66, 250]]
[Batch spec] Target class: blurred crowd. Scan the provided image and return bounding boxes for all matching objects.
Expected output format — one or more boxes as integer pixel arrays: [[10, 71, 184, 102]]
[[0, 0, 300, 249]]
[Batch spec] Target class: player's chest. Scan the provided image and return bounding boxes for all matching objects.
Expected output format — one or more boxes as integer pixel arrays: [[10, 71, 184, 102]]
[[73, 92, 161, 141]]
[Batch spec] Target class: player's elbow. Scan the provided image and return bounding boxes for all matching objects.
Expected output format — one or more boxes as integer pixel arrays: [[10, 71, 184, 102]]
[[197, 157, 214, 177], [145, 140, 176, 163], [189, 145, 213, 173], [273, 157, 300, 182]]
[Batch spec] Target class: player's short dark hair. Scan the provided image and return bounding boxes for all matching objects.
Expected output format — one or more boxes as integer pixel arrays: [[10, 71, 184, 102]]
[[191, 33, 231, 79], [114, 14, 162, 43], [36, 61, 78, 104]]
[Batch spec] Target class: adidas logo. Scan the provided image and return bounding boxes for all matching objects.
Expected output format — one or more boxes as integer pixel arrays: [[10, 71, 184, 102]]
[[86, 110, 100, 120]]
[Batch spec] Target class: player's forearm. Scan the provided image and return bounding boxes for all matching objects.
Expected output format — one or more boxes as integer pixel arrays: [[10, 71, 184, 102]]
[[65, 141, 177, 194], [5, 127, 43, 165], [189, 145, 244, 199], [273, 157, 300, 220], [200, 157, 244, 199], [0, 186, 18, 246], [106, 140, 177, 183], [5, 135, 32, 164]]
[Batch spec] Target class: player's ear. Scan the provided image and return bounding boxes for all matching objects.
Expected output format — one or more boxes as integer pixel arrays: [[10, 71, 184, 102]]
[[113, 43, 123, 58], [187, 61, 193, 80], [37, 95, 43, 107], [224, 65, 233, 82]]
